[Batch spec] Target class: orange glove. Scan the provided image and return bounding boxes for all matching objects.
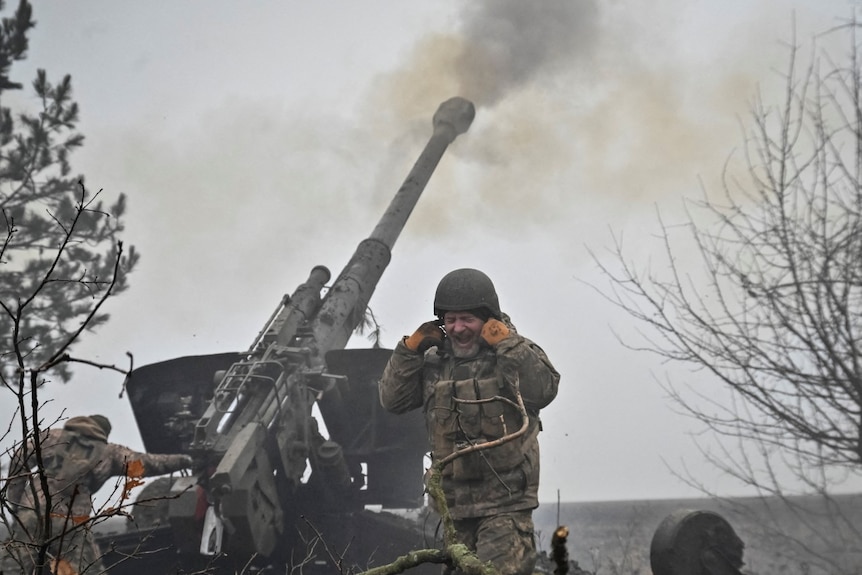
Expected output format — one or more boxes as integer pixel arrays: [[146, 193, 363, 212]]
[[404, 321, 445, 352], [480, 318, 510, 346]]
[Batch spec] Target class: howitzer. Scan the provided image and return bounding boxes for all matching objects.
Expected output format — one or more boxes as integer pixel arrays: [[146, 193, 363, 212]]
[[114, 97, 475, 572]]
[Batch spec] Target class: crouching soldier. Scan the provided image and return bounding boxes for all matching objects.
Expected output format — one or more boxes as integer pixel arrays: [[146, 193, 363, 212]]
[[4, 414, 193, 574]]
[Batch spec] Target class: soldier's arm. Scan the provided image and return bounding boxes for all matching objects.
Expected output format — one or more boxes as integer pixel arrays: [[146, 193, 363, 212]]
[[108, 444, 192, 477], [379, 339, 425, 414], [495, 333, 560, 412]]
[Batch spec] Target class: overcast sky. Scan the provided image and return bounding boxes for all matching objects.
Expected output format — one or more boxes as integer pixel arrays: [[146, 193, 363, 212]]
[[3, 0, 858, 503]]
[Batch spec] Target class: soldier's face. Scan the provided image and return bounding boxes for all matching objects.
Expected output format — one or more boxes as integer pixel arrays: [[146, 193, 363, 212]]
[[443, 311, 485, 358]]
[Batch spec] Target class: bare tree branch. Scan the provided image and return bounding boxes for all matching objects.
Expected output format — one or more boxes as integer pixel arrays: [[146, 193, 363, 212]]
[[590, 20, 862, 575]]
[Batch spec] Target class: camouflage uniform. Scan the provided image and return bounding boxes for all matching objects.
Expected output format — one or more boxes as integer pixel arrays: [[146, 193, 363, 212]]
[[4, 415, 192, 574], [380, 316, 560, 575]]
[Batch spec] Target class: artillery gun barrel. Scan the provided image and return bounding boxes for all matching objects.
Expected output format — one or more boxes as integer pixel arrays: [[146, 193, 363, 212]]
[[181, 97, 475, 561], [302, 97, 475, 356], [369, 96, 475, 248]]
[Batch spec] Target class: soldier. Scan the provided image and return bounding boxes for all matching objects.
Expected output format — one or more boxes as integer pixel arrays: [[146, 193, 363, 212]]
[[4, 414, 192, 574], [379, 268, 560, 575]]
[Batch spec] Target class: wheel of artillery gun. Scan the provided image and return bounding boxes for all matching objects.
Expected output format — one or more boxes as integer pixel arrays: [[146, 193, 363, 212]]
[[650, 509, 745, 575]]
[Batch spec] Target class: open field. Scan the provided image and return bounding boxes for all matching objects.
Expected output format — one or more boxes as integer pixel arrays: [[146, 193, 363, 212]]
[[533, 494, 862, 575]]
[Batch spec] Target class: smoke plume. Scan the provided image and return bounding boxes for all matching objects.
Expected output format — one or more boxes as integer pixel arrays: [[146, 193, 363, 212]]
[[453, 0, 599, 107], [362, 0, 801, 242]]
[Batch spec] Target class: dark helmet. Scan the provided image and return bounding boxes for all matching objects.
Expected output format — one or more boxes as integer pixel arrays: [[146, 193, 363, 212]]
[[89, 414, 112, 437], [433, 268, 501, 319]]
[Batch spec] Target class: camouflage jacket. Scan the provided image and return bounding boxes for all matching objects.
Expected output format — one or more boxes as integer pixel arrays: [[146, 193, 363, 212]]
[[7, 416, 191, 521], [379, 317, 560, 519]]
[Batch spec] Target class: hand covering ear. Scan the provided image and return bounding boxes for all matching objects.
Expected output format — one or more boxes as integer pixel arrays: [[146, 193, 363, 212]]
[[405, 321, 445, 352], [480, 318, 510, 346]]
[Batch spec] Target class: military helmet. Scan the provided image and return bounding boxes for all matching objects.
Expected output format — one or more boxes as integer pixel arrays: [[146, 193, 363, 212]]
[[89, 414, 112, 437], [433, 268, 501, 319]]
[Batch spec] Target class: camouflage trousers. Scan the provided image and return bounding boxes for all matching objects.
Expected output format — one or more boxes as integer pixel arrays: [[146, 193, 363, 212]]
[[4, 509, 105, 574], [451, 510, 537, 575]]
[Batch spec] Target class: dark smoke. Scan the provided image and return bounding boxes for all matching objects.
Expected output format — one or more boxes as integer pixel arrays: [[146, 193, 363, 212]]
[[454, 0, 600, 107], [361, 0, 780, 239]]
